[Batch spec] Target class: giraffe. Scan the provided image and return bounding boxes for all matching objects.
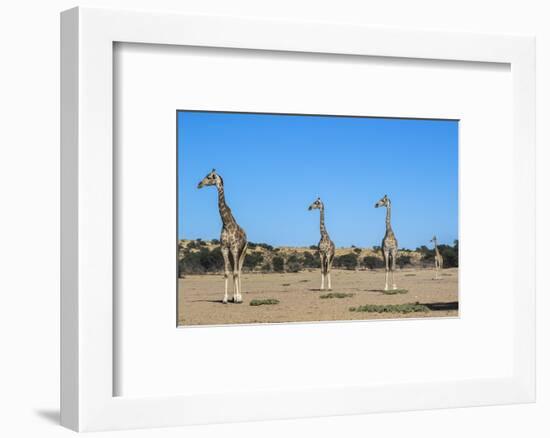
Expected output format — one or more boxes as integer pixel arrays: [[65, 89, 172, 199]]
[[430, 235, 444, 280], [198, 169, 248, 304], [375, 195, 398, 291], [308, 197, 336, 290]]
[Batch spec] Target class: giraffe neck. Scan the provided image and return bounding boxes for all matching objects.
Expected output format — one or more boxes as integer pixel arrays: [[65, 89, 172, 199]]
[[216, 179, 237, 228], [319, 206, 328, 237], [385, 203, 393, 232], [434, 240, 440, 256]]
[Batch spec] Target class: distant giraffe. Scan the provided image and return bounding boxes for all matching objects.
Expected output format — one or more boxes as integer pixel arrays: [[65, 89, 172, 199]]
[[375, 195, 398, 291], [308, 197, 335, 290], [430, 236, 443, 280], [198, 169, 247, 303]]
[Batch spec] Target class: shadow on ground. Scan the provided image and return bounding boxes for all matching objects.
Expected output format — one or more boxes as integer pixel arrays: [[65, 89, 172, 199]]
[[35, 409, 59, 424], [424, 301, 459, 311], [191, 299, 246, 304]]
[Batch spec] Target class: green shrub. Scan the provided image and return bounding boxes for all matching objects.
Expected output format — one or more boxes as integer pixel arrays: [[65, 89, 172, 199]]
[[243, 251, 263, 270], [362, 255, 384, 270], [286, 254, 302, 273], [381, 288, 408, 295], [250, 298, 279, 306], [272, 256, 285, 272], [320, 292, 354, 299], [441, 241, 459, 268], [333, 253, 358, 270], [396, 255, 412, 268], [302, 251, 321, 269], [349, 303, 429, 313], [178, 246, 224, 275]]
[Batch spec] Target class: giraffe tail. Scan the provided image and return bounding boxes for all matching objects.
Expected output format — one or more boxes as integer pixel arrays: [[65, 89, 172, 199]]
[[238, 242, 248, 271]]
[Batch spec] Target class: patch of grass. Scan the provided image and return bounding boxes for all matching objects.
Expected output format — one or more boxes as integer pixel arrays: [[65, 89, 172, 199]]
[[442, 273, 453, 277], [404, 273, 416, 277], [282, 283, 291, 286], [320, 292, 354, 299], [381, 288, 408, 295], [249, 298, 280, 306], [349, 302, 430, 313], [299, 279, 309, 283]]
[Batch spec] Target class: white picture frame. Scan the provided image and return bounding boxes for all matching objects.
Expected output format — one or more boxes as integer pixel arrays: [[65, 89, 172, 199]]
[[61, 7, 535, 432]]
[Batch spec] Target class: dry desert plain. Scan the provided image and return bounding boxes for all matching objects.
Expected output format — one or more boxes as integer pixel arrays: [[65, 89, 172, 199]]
[[177, 267, 458, 326]]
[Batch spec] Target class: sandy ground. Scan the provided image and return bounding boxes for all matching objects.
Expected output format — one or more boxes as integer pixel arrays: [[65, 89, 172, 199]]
[[177, 268, 458, 326]]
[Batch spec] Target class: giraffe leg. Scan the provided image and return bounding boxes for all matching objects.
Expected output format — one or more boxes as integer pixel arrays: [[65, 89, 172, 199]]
[[327, 254, 333, 290], [320, 254, 325, 290], [233, 271, 241, 303], [237, 243, 247, 302], [391, 251, 397, 290], [231, 248, 242, 303], [383, 251, 389, 291], [221, 247, 230, 304]]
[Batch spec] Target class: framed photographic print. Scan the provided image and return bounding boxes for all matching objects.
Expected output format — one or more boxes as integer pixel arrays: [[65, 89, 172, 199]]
[[177, 111, 459, 326], [61, 7, 535, 432]]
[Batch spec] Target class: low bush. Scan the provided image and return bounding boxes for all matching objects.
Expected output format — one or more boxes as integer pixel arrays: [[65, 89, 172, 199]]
[[380, 288, 408, 295], [333, 253, 358, 270], [178, 247, 224, 275], [320, 292, 354, 299], [362, 255, 384, 270], [396, 255, 412, 268], [272, 256, 285, 272], [302, 251, 321, 269], [286, 254, 302, 273], [349, 303, 429, 313], [250, 298, 279, 306], [243, 251, 263, 271]]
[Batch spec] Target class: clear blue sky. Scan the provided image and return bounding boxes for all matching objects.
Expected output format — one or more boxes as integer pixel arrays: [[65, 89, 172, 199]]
[[178, 111, 458, 249]]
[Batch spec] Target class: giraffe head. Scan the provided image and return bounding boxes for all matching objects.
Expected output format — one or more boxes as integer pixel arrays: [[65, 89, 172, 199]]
[[430, 236, 438, 243], [374, 194, 391, 208], [308, 197, 324, 211], [197, 169, 221, 189]]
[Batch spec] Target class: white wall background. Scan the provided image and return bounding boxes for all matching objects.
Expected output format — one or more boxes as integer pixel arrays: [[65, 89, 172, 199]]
[[0, 1, 547, 437]]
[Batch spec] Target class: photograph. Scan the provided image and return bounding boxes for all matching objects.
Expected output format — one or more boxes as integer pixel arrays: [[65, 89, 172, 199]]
[[177, 110, 459, 326]]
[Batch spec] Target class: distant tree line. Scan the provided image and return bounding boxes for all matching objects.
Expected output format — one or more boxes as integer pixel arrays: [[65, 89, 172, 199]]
[[178, 243, 321, 276], [332, 253, 413, 270], [178, 239, 459, 276], [415, 239, 459, 268]]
